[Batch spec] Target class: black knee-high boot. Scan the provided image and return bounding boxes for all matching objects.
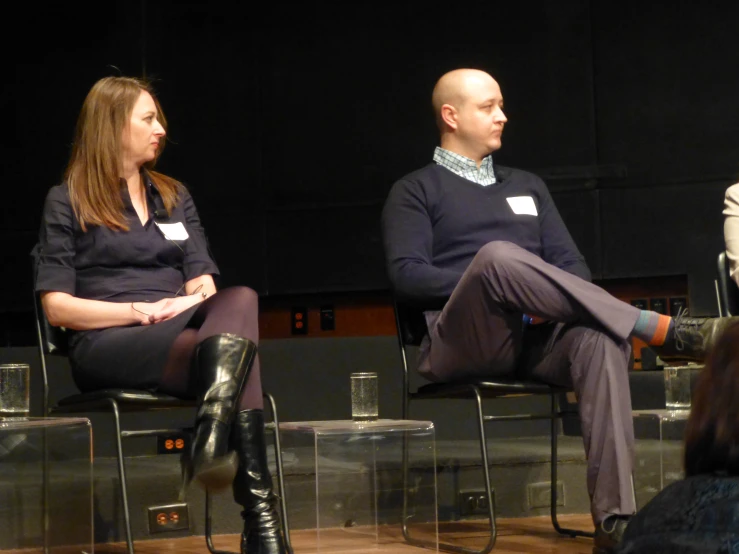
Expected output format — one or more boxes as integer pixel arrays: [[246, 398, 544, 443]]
[[232, 409, 287, 554], [184, 333, 256, 494]]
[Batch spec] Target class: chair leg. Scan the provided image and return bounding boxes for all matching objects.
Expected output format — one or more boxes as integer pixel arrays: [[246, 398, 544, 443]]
[[109, 399, 136, 554], [42, 427, 50, 554], [263, 391, 293, 554], [205, 489, 235, 554], [549, 395, 594, 539], [716, 279, 726, 317], [471, 386, 497, 554], [408, 388, 496, 554], [400, 397, 440, 552], [401, 416, 412, 542]]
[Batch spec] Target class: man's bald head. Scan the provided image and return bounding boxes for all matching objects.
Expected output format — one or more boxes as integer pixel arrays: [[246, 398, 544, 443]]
[[432, 69, 499, 131], [431, 68, 507, 162]]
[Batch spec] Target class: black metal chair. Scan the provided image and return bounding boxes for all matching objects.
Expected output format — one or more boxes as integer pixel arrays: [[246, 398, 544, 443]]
[[716, 251, 739, 317], [32, 291, 292, 554], [393, 299, 593, 554]]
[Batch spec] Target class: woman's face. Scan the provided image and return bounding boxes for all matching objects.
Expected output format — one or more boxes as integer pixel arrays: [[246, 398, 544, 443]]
[[121, 90, 165, 170]]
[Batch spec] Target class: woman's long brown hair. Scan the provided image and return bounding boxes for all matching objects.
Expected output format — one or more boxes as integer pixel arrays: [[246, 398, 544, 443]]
[[65, 76, 181, 231], [684, 320, 739, 476]]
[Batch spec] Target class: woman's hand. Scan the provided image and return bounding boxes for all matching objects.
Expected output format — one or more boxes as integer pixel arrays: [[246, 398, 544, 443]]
[[145, 294, 204, 325], [131, 298, 171, 325]]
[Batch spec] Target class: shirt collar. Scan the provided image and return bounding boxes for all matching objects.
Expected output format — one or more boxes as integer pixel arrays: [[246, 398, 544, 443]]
[[119, 171, 158, 214], [433, 147, 497, 186]]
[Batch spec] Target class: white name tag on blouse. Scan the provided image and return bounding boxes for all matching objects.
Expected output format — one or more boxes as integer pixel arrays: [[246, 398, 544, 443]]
[[155, 222, 189, 240], [506, 196, 538, 216]]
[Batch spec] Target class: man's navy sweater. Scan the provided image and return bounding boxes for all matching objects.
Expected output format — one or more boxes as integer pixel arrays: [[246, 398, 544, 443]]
[[381, 163, 591, 302]]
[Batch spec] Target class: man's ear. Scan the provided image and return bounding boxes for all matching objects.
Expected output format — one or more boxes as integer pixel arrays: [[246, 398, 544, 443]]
[[440, 104, 458, 130]]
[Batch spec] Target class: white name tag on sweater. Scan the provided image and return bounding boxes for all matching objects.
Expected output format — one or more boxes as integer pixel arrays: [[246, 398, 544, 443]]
[[155, 222, 189, 240], [506, 196, 538, 216]]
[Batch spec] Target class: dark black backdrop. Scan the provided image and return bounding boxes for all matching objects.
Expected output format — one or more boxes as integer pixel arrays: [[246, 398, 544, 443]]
[[4, 0, 739, 332]]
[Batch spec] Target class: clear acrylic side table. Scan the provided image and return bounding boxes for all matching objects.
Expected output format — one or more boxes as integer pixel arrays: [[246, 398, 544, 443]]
[[632, 409, 690, 510], [279, 419, 438, 553], [0, 417, 93, 553]]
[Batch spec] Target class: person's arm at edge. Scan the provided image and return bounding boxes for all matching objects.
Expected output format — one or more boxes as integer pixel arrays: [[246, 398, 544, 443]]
[[723, 183, 739, 287]]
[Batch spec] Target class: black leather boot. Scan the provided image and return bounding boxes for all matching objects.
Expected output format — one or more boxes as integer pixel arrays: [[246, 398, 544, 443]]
[[232, 409, 287, 554], [183, 334, 257, 495]]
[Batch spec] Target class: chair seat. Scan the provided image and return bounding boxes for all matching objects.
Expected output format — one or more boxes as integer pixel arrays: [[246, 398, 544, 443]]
[[53, 389, 196, 413], [414, 379, 569, 399]]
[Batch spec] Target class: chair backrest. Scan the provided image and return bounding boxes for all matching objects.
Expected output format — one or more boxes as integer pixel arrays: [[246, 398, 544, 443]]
[[392, 297, 450, 417], [393, 300, 430, 348], [31, 245, 71, 415], [392, 299, 419, 419], [31, 244, 70, 357], [717, 251, 739, 317], [33, 292, 70, 357]]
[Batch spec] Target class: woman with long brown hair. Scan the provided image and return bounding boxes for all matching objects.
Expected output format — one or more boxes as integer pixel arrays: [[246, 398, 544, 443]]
[[615, 321, 739, 553], [34, 76, 286, 554]]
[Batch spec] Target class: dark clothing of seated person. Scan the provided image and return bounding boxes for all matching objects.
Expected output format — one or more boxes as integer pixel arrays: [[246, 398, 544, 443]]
[[615, 322, 739, 554], [380, 69, 739, 554], [34, 76, 286, 554]]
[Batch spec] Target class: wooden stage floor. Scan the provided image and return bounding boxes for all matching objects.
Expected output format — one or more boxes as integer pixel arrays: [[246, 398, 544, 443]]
[[84, 514, 596, 554]]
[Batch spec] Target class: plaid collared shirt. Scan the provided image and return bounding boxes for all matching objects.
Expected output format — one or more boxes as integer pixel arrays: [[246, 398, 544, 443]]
[[432, 147, 497, 186]]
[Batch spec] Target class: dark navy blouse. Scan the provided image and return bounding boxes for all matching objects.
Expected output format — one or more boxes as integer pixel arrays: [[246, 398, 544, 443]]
[[35, 175, 219, 302]]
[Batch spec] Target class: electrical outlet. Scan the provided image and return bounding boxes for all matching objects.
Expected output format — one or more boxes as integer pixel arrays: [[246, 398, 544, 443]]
[[147, 503, 190, 533], [459, 488, 494, 516], [291, 306, 308, 335], [156, 433, 188, 455], [526, 481, 565, 510]]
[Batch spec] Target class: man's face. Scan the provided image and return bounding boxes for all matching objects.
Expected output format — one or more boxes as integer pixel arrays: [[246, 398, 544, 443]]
[[455, 77, 507, 158]]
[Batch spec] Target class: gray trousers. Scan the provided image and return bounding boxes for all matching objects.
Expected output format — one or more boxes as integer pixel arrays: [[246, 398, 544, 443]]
[[418, 241, 640, 524]]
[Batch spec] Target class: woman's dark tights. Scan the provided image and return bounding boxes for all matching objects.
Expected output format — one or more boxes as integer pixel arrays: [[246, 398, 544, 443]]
[[158, 286, 263, 410]]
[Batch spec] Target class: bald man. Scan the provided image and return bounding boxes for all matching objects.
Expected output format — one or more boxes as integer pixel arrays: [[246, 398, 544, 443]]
[[381, 69, 739, 554]]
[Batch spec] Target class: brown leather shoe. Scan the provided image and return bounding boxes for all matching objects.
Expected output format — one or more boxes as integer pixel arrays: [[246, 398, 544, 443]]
[[593, 515, 629, 554]]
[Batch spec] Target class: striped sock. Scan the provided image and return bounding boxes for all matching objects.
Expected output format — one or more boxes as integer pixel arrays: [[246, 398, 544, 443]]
[[631, 311, 674, 345]]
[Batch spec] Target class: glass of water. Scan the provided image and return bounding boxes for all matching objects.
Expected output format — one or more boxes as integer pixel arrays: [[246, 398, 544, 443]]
[[350, 372, 378, 422], [0, 364, 30, 419], [664, 365, 693, 410]]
